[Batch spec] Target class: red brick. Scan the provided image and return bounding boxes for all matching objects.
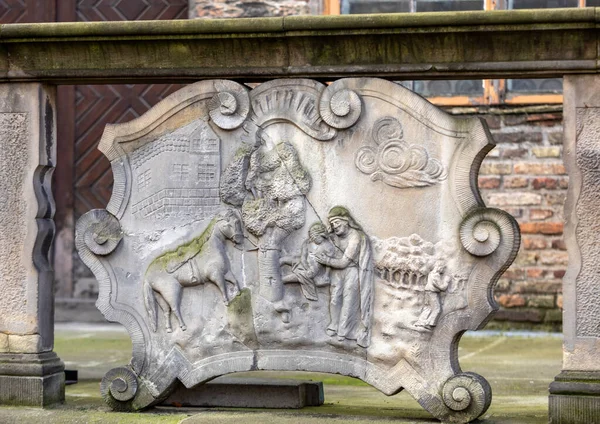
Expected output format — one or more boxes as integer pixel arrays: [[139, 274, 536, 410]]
[[559, 178, 569, 189], [545, 193, 567, 205], [539, 251, 569, 266], [483, 115, 501, 130], [514, 162, 566, 175], [497, 294, 526, 308], [494, 308, 544, 323], [503, 115, 527, 126], [530, 209, 554, 221], [495, 279, 511, 292], [478, 176, 501, 189], [488, 193, 541, 206], [515, 251, 540, 267], [527, 295, 556, 308], [499, 147, 528, 159], [554, 270, 566, 279], [548, 132, 563, 145], [552, 239, 566, 250], [532, 177, 559, 190], [480, 162, 513, 175], [526, 113, 562, 125], [523, 237, 547, 250], [526, 268, 544, 278], [504, 176, 528, 188], [513, 280, 562, 293], [494, 131, 543, 144], [502, 269, 525, 280], [520, 222, 564, 235]]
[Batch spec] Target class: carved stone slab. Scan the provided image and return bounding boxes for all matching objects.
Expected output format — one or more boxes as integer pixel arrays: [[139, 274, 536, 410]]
[[76, 78, 519, 423]]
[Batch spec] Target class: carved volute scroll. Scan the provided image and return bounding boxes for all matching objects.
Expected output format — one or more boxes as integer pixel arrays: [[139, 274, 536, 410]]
[[76, 78, 519, 423]]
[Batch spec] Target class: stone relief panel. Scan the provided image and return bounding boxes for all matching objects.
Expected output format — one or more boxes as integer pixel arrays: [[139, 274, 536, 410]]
[[76, 78, 520, 423], [355, 117, 447, 188]]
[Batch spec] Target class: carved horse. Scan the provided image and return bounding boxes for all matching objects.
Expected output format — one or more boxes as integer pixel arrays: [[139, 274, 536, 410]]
[[143, 209, 244, 332]]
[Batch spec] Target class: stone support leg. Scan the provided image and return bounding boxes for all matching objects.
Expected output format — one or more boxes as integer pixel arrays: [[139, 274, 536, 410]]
[[0, 83, 64, 406], [549, 75, 600, 423]]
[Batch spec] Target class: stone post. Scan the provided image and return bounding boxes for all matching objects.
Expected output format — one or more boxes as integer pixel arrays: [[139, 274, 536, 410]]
[[549, 74, 600, 423], [0, 83, 64, 406]]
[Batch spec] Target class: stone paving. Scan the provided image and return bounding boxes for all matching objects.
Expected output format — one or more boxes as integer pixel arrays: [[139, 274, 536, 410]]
[[0, 324, 561, 423]]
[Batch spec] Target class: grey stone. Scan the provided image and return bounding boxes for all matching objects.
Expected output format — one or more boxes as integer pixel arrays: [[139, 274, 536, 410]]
[[0, 352, 64, 406], [549, 74, 600, 423], [162, 377, 323, 408], [76, 78, 519, 423], [0, 83, 64, 406], [550, 371, 600, 424]]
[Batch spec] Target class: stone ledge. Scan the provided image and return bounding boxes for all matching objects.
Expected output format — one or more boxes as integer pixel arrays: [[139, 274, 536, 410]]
[[0, 9, 597, 82]]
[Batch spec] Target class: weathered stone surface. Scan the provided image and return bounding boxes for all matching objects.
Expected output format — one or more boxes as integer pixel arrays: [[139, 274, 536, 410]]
[[0, 352, 64, 407], [549, 74, 600, 423], [76, 78, 519, 423], [7, 335, 43, 354], [0, 83, 64, 406], [0, 10, 597, 82], [163, 377, 323, 408], [0, 334, 8, 353]]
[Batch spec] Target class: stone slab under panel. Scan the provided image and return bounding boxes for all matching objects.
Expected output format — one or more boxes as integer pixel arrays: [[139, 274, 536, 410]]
[[76, 78, 519, 423], [162, 377, 323, 408]]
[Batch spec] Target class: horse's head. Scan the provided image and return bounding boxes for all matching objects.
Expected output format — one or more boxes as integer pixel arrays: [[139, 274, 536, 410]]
[[216, 209, 244, 246]]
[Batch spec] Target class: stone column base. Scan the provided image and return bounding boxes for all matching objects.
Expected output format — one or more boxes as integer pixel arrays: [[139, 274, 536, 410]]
[[549, 371, 600, 424], [0, 352, 65, 406]]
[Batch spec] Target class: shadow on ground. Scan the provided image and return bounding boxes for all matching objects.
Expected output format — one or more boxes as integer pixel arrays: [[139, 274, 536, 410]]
[[0, 324, 560, 424]]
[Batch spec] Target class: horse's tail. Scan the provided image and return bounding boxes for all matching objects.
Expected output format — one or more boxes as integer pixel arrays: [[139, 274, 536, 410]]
[[143, 279, 157, 332]]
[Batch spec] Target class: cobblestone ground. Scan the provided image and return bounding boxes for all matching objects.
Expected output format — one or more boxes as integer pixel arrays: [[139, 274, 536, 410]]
[[0, 324, 561, 424]]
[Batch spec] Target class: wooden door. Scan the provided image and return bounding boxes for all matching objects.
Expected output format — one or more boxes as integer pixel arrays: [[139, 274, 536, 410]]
[[0, 0, 189, 298]]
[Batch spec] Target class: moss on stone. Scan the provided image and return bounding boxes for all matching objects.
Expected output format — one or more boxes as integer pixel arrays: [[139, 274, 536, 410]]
[[147, 218, 216, 273]]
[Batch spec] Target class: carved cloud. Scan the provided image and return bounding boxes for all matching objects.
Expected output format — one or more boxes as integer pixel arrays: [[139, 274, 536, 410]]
[[355, 117, 447, 188]]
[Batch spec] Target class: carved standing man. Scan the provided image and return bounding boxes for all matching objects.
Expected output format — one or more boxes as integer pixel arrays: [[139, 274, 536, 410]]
[[315, 207, 374, 348], [415, 262, 451, 330]]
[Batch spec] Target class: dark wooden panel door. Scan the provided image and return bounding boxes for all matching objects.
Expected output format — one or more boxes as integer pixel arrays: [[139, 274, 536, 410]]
[[74, 83, 184, 216], [73, 0, 187, 216], [0, 0, 189, 299], [0, 0, 55, 22]]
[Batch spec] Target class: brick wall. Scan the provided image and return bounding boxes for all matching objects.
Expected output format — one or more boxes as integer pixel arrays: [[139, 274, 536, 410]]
[[464, 106, 565, 330]]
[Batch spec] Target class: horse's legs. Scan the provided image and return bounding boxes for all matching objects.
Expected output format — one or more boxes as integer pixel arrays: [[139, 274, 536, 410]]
[[154, 292, 172, 333], [224, 270, 241, 297], [157, 279, 187, 331], [210, 271, 231, 305]]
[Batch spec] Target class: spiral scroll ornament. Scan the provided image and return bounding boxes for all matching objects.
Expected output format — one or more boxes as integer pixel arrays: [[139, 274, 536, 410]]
[[208, 80, 250, 130], [319, 87, 362, 129], [442, 372, 491, 421], [372, 116, 404, 144], [101, 367, 139, 411], [77, 209, 123, 256], [459, 208, 516, 257]]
